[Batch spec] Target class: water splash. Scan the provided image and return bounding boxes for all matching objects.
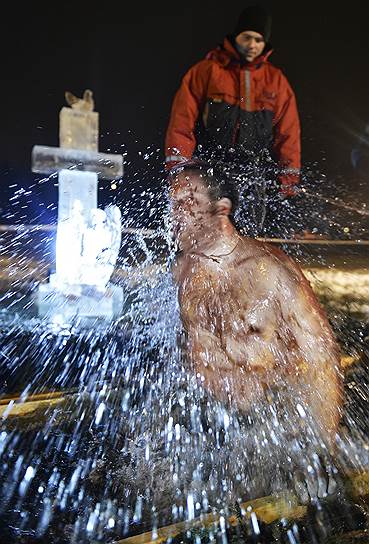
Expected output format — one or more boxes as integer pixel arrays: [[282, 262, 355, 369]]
[[0, 163, 368, 543]]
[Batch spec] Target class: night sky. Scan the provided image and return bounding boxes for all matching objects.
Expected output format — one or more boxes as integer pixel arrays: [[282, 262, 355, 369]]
[[1, 0, 369, 225]]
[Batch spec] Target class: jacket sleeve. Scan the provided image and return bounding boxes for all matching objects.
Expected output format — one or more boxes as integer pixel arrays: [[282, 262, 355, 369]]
[[165, 61, 209, 168], [272, 73, 301, 194]]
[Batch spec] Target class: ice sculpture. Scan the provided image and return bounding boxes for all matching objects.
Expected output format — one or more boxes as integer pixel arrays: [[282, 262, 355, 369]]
[[33, 90, 124, 320]]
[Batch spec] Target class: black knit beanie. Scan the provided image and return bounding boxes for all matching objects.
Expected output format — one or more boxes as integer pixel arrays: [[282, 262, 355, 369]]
[[233, 5, 272, 41]]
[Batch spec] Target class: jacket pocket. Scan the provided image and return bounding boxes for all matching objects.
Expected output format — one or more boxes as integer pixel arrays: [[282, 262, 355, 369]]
[[202, 98, 223, 127]]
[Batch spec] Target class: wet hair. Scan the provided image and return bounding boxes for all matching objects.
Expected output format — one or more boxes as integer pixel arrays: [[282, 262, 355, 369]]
[[168, 159, 239, 218]]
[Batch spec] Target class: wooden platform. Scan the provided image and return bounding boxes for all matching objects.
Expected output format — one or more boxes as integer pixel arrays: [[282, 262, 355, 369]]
[[115, 471, 369, 544], [0, 371, 368, 544], [0, 351, 358, 420]]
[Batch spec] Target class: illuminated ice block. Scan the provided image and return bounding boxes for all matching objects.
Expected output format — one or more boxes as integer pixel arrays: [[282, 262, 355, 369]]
[[33, 89, 124, 321], [59, 107, 98, 152], [37, 283, 124, 321], [54, 170, 97, 285], [37, 191, 124, 319], [32, 146, 123, 180], [54, 190, 122, 291], [58, 169, 97, 223]]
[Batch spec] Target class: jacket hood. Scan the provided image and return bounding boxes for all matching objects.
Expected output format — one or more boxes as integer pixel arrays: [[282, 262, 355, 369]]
[[206, 37, 273, 69]]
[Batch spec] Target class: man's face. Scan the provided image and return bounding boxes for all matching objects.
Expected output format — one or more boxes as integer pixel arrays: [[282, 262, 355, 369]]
[[170, 171, 214, 250], [235, 30, 265, 62]]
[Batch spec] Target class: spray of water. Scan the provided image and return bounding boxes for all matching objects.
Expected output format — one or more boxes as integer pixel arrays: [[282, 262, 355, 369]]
[[0, 151, 368, 543]]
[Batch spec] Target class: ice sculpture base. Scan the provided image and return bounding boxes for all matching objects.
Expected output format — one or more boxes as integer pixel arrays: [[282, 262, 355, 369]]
[[36, 282, 123, 321]]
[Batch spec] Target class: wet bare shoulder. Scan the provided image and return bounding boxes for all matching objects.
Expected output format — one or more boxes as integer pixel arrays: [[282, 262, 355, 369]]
[[233, 240, 292, 290]]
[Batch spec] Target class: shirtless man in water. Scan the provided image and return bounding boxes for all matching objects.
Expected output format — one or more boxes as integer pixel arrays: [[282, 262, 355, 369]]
[[170, 161, 343, 449]]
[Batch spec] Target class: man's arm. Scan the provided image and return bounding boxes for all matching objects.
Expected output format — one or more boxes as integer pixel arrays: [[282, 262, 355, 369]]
[[164, 61, 210, 169], [274, 263, 343, 447], [272, 74, 301, 196]]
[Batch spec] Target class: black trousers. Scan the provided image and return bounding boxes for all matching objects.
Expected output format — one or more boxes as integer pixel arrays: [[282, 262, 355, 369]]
[[195, 151, 306, 238], [220, 161, 302, 238], [239, 188, 303, 239]]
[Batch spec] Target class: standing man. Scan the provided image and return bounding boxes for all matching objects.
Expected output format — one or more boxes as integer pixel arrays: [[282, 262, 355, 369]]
[[165, 5, 301, 233]]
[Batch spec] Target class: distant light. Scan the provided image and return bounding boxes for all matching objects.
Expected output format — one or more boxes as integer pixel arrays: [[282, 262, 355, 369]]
[[343, 227, 350, 233], [111, 183, 117, 190]]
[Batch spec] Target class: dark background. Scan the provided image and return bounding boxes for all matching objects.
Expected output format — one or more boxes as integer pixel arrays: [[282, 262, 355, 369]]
[[0, 0, 369, 228]]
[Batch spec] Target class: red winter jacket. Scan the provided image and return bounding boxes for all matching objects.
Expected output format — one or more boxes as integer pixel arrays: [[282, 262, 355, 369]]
[[165, 38, 301, 194]]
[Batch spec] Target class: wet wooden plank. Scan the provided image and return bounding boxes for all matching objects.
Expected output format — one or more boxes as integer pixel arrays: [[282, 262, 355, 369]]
[[0, 390, 76, 418], [116, 492, 307, 544], [116, 470, 369, 544], [0, 396, 65, 418], [346, 470, 369, 499], [0, 351, 358, 421], [0, 390, 68, 404]]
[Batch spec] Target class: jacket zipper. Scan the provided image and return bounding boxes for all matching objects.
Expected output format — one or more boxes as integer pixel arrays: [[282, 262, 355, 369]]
[[232, 69, 251, 144], [245, 70, 251, 112]]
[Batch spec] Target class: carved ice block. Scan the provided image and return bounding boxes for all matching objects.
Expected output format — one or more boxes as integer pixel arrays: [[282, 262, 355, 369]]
[[37, 283, 124, 320], [32, 146, 123, 180], [55, 170, 98, 283], [58, 169, 97, 224], [59, 107, 98, 151]]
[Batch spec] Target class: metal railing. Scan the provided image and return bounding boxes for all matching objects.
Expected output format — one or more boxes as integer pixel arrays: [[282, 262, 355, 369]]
[[1, 224, 369, 245]]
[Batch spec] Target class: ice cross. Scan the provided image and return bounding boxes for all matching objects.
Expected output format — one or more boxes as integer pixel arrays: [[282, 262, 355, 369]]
[[32, 90, 124, 320], [32, 89, 123, 230]]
